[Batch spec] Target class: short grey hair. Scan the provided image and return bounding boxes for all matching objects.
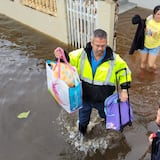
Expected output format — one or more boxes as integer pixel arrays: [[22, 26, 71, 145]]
[[93, 29, 107, 39]]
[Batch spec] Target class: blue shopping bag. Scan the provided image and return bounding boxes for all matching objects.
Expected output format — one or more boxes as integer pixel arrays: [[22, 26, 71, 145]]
[[69, 82, 82, 112]]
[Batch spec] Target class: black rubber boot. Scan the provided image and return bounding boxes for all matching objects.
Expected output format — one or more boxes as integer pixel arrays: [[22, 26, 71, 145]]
[[78, 124, 87, 135]]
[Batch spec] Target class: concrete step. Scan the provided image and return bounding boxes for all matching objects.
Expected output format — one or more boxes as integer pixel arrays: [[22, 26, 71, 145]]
[[119, 2, 137, 14]]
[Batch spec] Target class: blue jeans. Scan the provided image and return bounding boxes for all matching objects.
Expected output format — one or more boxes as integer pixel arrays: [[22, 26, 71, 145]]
[[78, 100, 106, 126], [140, 46, 160, 55]]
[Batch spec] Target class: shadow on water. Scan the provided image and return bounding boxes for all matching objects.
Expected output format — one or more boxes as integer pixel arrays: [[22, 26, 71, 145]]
[[0, 7, 160, 160]]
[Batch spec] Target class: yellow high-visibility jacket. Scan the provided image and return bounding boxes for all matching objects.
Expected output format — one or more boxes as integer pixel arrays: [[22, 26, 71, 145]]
[[66, 42, 132, 103]]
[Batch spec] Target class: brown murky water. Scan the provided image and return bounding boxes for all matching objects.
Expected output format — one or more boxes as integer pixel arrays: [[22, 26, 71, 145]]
[[0, 7, 160, 160]]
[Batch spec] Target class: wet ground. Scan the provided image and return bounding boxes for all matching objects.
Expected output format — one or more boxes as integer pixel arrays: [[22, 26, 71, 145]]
[[0, 7, 160, 160]]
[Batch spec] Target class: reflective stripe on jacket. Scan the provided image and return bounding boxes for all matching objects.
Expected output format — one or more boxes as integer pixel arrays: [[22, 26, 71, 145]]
[[68, 43, 131, 103]]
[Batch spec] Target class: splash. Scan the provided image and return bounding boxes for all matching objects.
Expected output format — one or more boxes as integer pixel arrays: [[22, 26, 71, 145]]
[[57, 109, 130, 158]]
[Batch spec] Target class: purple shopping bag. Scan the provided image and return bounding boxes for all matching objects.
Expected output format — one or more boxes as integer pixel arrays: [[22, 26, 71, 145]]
[[104, 93, 133, 131]]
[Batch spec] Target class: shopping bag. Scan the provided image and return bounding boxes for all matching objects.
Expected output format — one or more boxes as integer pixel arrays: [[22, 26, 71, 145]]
[[46, 49, 82, 113], [48, 60, 76, 88]]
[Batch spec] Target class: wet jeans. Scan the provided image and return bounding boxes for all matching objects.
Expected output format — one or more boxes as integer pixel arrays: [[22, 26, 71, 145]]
[[78, 100, 106, 127]]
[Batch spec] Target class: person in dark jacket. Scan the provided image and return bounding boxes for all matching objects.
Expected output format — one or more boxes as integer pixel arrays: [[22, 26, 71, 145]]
[[54, 29, 132, 136], [148, 107, 160, 160]]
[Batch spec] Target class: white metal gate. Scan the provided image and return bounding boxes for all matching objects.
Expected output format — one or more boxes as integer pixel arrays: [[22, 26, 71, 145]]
[[66, 0, 97, 48]]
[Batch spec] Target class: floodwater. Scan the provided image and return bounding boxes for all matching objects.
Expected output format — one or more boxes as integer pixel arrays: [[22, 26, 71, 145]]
[[0, 7, 160, 160]]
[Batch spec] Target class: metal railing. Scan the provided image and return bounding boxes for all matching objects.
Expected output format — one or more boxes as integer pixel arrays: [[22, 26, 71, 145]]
[[21, 0, 57, 16], [66, 0, 97, 48]]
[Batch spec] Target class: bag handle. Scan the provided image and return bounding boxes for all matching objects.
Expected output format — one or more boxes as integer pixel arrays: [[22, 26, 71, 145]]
[[115, 68, 132, 131], [53, 47, 75, 78], [115, 68, 128, 98]]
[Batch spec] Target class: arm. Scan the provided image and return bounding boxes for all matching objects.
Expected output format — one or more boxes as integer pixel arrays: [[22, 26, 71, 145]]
[[148, 132, 157, 145], [120, 81, 131, 102], [120, 88, 128, 102], [116, 65, 131, 102]]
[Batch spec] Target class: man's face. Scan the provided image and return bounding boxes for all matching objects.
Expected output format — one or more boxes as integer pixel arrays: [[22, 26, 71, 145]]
[[91, 37, 107, 57]]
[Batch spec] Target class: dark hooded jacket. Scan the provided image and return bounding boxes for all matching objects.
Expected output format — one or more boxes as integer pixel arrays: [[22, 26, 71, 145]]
[[129, 15, 146, 55], [151, 131, 160, 160]]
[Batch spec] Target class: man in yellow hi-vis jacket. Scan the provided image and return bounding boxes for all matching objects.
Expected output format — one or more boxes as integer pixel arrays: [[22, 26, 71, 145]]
[[54, 29, 132, 136]]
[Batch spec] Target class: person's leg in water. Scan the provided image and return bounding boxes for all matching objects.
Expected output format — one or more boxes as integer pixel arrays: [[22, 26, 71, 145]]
[[138, 49, 148, 78], [140, 47, 149, 70], [78, 101, 92, 135], [148, 54, 157, 73], [147, 47, 160, 73], [138, 47, 149, 78], [94, 102, 106, 122]]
